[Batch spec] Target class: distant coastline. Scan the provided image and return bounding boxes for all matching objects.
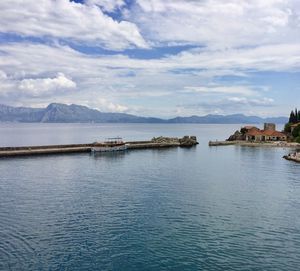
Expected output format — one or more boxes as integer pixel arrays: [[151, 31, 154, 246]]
[[0, 103, 288, 124]]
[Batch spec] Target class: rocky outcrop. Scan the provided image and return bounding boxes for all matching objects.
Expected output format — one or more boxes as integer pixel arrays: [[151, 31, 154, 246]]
[[179, 136, 198, 147], [151, 136, 180, 144], [227, 130, 244, 141], [283, 152, 300, 163], [151, 136, 198, 147]]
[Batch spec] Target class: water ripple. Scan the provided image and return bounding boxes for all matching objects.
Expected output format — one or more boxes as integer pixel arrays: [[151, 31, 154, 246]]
[[1, 124, 300, 270]]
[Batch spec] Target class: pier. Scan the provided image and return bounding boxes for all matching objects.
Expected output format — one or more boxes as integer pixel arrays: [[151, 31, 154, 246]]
[[0, 136, 198, 157]]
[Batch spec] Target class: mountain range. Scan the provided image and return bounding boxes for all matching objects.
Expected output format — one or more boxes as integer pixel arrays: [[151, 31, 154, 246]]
[[0, 103, 288, 124]]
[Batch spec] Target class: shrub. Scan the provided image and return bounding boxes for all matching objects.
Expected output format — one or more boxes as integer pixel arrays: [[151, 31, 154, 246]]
[[284, 123, 291, 133], [292, 124, 300, 138]]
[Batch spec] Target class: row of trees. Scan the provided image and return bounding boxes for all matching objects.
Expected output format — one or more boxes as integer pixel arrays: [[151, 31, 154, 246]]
[[288, 108, 300, 124]]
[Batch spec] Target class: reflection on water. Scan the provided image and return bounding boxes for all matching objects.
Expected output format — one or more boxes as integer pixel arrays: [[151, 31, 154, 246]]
[[0, 123, 300, 271], [91, 150, 127, 160]]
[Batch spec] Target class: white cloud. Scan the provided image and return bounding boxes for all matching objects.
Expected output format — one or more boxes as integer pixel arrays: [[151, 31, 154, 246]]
[[18, 73, 76, 97], [0, 70, 16, 96], [89, 98, 129, 112], [1, 0, 299, 117], [0, 0, 148, 50], [180, 96, 275, 116], [77, 97, 129, 113], [184, 86, 257, 96], [0, 42, 299, 116], [167, 43, 300, 72], [227, 97, 275, 106], [130, 0, 300, 48], [2, 42, 299, 76], [0, 70, 7, 80], [85, 0, 125, 12]]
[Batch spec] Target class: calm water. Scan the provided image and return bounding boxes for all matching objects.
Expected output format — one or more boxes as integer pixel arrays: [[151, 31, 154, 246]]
[[1, 123, 300, 271]]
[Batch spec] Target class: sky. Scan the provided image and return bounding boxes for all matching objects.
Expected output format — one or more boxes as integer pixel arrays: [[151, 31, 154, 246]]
[[0, 0, 300, 118]]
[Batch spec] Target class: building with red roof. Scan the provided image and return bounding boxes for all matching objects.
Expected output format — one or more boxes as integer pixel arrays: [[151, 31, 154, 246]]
[[244, 123, 287, 142]]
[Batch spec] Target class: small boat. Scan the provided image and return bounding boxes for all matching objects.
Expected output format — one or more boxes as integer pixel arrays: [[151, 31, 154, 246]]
[[91, 137, 127, 152]]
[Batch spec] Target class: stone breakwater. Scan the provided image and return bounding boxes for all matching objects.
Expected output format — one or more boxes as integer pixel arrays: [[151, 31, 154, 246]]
[[0, 136, 198, 157]]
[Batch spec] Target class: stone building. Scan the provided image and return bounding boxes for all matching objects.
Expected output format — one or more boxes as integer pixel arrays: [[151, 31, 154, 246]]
[[264, 123, 276, 131]]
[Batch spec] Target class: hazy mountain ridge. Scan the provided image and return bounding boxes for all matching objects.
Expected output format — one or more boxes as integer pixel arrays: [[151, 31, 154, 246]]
[[168, 114, 288, 124], [0, 103, 288, 124], [0, 103, 165, 123]]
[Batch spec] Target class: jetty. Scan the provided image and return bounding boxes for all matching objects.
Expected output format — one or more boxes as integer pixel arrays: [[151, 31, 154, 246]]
[[0, 136, 198, 157], [209, 141, 237, 146]]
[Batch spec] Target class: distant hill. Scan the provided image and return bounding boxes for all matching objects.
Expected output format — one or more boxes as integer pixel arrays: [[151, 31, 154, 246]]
[[0, 103, 288, 124], [168, 114, 288, 124], [0, 103, 164, 123]]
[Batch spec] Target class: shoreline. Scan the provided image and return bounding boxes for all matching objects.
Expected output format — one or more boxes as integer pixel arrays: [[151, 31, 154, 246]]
[[209, 140, 300, 148]]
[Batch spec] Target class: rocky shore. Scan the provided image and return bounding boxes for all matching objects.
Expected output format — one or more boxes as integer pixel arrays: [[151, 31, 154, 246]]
[[283, 152, 300, 163], [209, 140, 300, 148]]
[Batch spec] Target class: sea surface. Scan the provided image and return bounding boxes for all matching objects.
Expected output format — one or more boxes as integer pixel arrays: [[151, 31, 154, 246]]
[[0, 123, 300, 271]]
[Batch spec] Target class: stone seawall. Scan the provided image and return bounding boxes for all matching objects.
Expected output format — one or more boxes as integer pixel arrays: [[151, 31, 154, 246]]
[[127, 142, 180, 149], [0, 136, 198, 157], [0, 145, 91, 157]]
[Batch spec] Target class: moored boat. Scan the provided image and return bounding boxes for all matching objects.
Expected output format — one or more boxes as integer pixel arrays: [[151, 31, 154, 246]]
[[91, 137, 127, 152]]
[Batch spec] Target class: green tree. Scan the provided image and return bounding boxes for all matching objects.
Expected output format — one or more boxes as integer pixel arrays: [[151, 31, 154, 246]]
[[289, 110, 296, 123], [240, 127, 248, 134], [292, 124, 300, 138], [284, 123, 291, 133]]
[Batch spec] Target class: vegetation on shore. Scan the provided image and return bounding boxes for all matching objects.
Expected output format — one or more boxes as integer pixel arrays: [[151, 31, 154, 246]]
[[284, 108, 300, 143]]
